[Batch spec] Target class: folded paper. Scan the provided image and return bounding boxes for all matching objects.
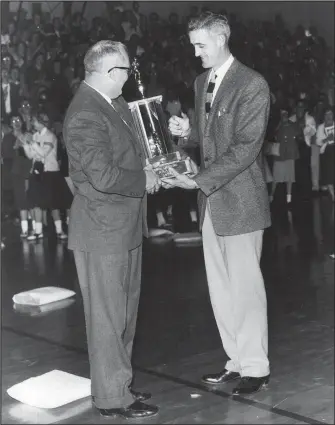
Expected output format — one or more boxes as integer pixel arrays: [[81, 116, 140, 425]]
[[12, 287, 75, 306], [7, 370, 91, 409]]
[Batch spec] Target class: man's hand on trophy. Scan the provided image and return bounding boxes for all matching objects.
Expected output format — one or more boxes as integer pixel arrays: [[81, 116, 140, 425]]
[[162, 167, 199, 190], [145, 169, 161, 194], [168, 113, 190, 138]]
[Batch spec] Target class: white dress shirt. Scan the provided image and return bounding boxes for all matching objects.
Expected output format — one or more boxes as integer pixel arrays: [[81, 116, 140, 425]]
[[210, 54, 235, 105], [84, 81, 112, 105]]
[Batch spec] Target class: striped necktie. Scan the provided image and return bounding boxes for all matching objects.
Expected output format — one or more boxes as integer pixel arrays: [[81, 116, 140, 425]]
[[205, 72, 217, 119]]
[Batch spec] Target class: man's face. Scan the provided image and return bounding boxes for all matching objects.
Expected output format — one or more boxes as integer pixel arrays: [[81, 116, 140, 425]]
[[325, 111, 334, 126], [20, 101, 31, 115], [11, 116, 22, 131], [2, 56, 11, 70], [280, 110, 289, 123], [104, 52, 130, 98], [1, 69, 9, 84], [11, 68, 20, 82], [296, 103, 305, 118], [189, 29, 223, 69]]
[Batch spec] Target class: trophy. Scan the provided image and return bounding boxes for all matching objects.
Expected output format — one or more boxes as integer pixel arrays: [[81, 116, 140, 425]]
[[128, 58, 193, 179]]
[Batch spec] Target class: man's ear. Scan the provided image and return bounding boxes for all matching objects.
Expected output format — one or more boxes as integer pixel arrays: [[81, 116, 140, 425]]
[[218, 34, 226, 47]]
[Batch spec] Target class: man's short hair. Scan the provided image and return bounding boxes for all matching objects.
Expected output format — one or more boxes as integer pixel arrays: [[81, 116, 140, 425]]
[[188, 11, 231, 41], [83, 40, 128, 74]]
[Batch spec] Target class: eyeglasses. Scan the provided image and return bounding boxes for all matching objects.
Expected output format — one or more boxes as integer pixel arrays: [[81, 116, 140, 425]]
[[107, 66, 132, 76]]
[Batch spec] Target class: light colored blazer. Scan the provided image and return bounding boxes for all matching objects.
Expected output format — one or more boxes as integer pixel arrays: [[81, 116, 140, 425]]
[[193, 59, 271, 236]]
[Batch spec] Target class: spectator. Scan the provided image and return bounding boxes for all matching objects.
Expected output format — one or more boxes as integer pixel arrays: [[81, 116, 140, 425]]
[[317, 108, 334, 201], [269, 107, 300, 204], [289, 99, 316, 197], [10, 115, 34, 237], [22, 113, 73, 240]]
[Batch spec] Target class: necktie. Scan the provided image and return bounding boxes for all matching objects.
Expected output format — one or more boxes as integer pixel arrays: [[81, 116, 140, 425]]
[[205, 72, 217, 120]]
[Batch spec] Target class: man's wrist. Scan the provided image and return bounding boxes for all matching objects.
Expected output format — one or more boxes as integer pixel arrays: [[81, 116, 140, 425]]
[[190, 177, 199, 189], [181, 127, 191, 138]]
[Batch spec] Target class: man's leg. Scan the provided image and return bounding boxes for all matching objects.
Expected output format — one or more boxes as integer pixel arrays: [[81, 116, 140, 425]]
[[202, 207, 240, 373], [73, 250, 135, 409], [224, 231, 269, 378], [123, 245, 142, 359]]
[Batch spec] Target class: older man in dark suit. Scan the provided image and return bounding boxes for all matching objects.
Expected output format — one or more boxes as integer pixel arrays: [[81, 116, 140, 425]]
[[63, 40, 159, 419], [167, 12, 271, 396]]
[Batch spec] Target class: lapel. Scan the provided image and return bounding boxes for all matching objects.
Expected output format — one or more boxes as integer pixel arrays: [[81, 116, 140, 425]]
[[198, 71, 210, 138], [204, 59, 240, 133], [80, 83, 142, 153]]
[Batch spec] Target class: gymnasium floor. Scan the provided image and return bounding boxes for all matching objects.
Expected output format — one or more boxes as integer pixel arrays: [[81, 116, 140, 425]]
[[1, 193, 334, 424]]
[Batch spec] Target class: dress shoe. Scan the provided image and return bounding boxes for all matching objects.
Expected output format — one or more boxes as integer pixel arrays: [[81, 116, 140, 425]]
[[98, 400, 158, 419], [130, 388, 151, 402], [201, 369, 240, 385], [232, 375, 270, 395]]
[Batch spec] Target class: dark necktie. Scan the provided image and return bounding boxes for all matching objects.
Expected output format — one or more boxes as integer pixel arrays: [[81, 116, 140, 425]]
[[205, 72, 217, 120]]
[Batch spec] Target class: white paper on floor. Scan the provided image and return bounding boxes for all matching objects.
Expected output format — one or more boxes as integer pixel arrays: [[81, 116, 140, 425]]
[[7, 370, 91, 409], [13, 298, 75, 316], [12, 287, 75, 306]]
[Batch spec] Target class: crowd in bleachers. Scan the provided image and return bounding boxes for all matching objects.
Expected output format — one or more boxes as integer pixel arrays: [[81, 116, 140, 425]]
[[1, 1, 334, 243]]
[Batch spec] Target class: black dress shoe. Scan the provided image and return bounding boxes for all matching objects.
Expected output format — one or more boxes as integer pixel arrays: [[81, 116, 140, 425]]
[[201, 369, 240, 385], [232, 375, 270, 395], [130, 388, 151, 402], [98, 400, 158, 419]]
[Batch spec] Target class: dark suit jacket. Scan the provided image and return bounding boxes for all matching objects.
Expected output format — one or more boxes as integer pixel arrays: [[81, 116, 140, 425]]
[[1, 83, 21, 123], [63, 82, 147, 254], [193, 59, 271, 236]]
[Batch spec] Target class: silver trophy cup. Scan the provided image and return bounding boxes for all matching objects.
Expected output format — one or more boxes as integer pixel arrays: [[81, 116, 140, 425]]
[[128, 58, 192, 178]]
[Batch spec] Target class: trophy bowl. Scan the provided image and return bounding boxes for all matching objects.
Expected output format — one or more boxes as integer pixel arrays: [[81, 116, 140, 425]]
[[128, 95, 193, 179]]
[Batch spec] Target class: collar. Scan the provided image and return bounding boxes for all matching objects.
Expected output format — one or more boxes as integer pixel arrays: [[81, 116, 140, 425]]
[[211, 54, 234, 81], [84, 81, 112, 105]]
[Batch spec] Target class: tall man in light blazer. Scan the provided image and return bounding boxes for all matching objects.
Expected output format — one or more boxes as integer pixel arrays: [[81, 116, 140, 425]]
[[167, 12, 271, 396], [63, 40, 159, 419]]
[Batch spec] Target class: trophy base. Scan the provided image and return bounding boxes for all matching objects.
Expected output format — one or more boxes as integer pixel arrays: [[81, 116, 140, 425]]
[[149, 153, 193, 179]]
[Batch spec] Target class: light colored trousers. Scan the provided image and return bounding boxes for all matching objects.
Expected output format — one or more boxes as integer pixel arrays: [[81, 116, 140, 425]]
[[202, 206, 270, 377]]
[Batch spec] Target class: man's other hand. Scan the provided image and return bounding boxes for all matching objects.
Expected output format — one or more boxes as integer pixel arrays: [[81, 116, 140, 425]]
[[168, 112, 190, 137], [145, 168, 161, 194]]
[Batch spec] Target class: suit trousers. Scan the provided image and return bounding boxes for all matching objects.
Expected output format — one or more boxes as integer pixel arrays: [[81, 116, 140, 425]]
[[202, 206, 270, 377], [73, 245, 142, 409]]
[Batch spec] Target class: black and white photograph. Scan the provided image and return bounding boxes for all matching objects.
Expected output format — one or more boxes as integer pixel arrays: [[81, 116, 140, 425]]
[[1, 1, 334, 423]]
